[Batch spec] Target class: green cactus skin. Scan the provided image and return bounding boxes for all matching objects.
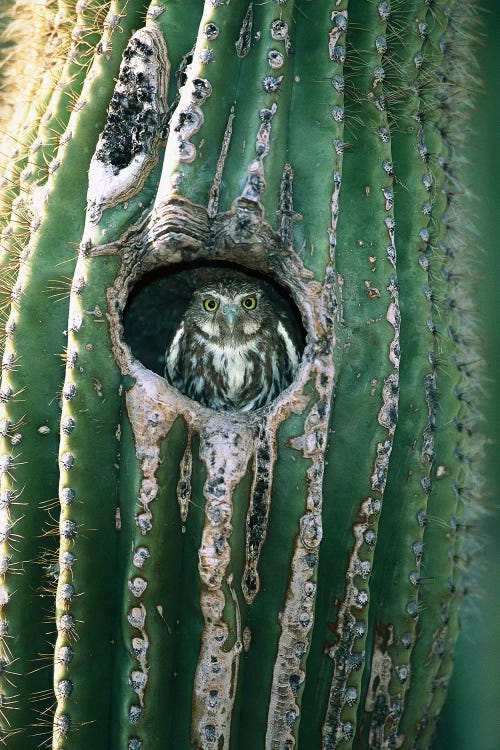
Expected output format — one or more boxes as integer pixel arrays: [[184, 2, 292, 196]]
[[0, 2, 154, 744], [0, 1, 68, 333], [0, 1, 486, 748]]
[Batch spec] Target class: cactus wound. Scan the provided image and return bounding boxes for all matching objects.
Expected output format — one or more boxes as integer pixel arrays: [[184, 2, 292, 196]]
[[87, 27, 170, 224], [99, 173, 336, 746], [207, 106, 235, 218], [240, 103, 276, 204]]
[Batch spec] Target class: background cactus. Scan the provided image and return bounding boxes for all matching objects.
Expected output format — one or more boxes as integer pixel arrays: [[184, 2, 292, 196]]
[[0, 1, 497, 749]]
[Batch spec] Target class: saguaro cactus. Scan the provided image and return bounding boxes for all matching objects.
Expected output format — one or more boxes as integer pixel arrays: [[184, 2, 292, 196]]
[[0, 1, 484, 748]]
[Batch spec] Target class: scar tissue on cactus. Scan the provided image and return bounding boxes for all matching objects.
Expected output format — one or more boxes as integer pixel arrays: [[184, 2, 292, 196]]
[[0, 1, 484, 749]]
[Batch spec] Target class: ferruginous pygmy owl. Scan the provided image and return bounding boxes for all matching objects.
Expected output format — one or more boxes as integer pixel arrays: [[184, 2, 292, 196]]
[[164, 272, 300, 412]]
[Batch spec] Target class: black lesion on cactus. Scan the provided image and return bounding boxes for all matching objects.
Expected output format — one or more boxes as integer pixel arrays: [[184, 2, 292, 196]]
[[95, 38, 162, 172], [176, 51, 194, 90]]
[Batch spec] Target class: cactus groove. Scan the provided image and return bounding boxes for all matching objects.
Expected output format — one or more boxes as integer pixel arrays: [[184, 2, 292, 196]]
[[0, 1, 484, 749]]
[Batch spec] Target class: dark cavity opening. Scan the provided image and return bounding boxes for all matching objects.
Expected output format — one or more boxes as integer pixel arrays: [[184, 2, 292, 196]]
[[124, 261, 305, 374], [123, 261, 306, 411]]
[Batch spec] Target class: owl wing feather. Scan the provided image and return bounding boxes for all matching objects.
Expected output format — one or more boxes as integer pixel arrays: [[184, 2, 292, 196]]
[[164, 322, 185, 388], [276, 320, 300, 382]]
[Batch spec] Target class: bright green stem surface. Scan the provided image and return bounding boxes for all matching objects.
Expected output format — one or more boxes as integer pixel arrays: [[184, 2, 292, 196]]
[[0, 3, 151, 746]]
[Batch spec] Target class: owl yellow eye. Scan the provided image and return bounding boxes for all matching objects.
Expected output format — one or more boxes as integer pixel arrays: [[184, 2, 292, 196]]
[[203, 297, 219, 312], [242, 296, 257, 310]]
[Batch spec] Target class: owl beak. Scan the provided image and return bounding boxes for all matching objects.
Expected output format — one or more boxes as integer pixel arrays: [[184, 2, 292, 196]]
[[222, 304, 237, 333]]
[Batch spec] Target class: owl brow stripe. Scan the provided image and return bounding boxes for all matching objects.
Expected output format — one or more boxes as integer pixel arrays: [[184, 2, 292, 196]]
[[194, 292, 262, 303], [193, 289, 220, 297]]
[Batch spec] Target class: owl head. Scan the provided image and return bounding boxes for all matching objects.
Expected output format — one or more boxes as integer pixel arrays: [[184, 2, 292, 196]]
[[186, 275, 274, 344]]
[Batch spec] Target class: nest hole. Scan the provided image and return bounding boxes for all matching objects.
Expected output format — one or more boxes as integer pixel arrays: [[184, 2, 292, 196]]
[[123, 261, 306, 411]]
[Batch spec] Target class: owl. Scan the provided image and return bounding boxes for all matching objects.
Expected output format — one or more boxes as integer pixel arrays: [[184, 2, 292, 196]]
[[164, 272, 300, 412]]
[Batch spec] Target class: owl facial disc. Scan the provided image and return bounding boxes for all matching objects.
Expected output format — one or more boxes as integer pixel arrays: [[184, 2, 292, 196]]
[[164, 271, 300, 412]]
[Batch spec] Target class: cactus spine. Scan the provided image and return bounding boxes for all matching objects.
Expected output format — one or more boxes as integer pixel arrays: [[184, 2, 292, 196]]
[[0, 1, 484, 748]]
